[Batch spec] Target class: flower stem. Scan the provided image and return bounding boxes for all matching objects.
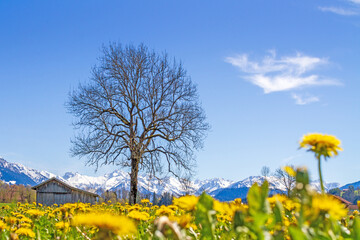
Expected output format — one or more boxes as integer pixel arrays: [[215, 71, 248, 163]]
[[317, 155, 325, 194]]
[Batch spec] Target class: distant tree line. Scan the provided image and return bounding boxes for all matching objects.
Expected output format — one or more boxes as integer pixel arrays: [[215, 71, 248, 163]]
[[329, 185, 360, 204], [0, 182, 36, 203], [97, 188, 175, 206], [261, 165, 296, 197]]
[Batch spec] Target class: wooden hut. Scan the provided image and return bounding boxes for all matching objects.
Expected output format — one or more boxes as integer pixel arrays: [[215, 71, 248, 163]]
[[332, 195, 359, 210], [32, 177, 98, 205]]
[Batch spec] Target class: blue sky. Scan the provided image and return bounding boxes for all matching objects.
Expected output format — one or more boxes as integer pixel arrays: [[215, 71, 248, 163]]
[[0, 0, 359, 185]]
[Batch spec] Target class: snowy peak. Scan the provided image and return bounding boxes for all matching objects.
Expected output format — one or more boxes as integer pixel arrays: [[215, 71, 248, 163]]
[[0, 157, 348, 202], [194, 178, 234, 195], [0, 158, 53, 185]]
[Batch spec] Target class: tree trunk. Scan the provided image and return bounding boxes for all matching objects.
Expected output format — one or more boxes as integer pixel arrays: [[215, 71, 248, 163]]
[[129, 157, 139, 204]]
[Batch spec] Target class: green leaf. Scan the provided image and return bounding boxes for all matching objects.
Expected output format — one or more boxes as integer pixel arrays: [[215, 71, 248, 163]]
[[233, 210, 246, 229], [289, 226, 308, 240], [352, 217, 360, 240], [273, 201, 283, 225], [195, 192, 216, 240]]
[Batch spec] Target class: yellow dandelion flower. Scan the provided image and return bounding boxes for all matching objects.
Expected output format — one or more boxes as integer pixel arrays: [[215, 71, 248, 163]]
[[233, 198, 242, 205], [169, 214, 193, 228], [300, 133, 342, 158], [141, 199, 150, 204], [300, 133, 342, 194], [282, 166, 296, 177], [128, 204, 141, 212], [311, 194, 347, 220], [20, 223, 31, 228], [72, 213, 136, 236], [19, 217, 32, 223], [15, 228, 35, 238], [155, 206, 175, 216], [173, 195, 199, 211], [268, 194, 288, 206], [167, 205, 178, 211], [55, 221, 70, 230], [26, 209, 45, 217], [0, 221, 9, 231], [5, 217, 17, 225], [128, 210, 150, 221]]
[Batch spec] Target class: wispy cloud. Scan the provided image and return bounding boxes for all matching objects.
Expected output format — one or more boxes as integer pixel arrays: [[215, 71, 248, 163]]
[[318, 6, 358, 16], [291, 93, 320, 105], [319, 0, 360, 16], [226, 51, 339, 94], [349, 0, 360, 4], [281, 154, 303, 164]]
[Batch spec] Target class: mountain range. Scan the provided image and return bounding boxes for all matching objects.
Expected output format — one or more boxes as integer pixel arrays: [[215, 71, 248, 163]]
[[0, 157, 347, 201]]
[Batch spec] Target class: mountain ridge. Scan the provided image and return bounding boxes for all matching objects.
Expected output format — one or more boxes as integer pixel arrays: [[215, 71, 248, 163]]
[[0, 157, 345, 201]]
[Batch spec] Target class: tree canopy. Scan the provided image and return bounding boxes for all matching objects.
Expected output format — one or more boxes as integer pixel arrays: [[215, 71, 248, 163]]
[[67, 43, 209, 203]]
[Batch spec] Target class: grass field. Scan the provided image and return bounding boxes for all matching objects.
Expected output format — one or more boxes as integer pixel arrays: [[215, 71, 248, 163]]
[[0, 202, 15, 207]]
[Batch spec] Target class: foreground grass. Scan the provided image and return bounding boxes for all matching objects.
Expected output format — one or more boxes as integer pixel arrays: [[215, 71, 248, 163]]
[[0, 203, 14, 207], [0, 169, 359, 239], [0, 134, 359, 239]]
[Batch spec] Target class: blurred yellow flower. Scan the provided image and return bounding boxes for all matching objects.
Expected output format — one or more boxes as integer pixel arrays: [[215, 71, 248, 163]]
[[0, 221, 9, 230], [268, 195, 287, 205], [233, 198, 242, 205], [300, 133, 342, 158], [55, 221, 70, 230], [155, 206, 175, 216], [26, 209, 45, 217], [72, 212, 136, 236], [173, 195, 199, 211], [19, 217, 32, 223], [128, 210, 150, 221], [311, 194, 347, 220], [169, 214, 193, 228], [283, 166, 296, 177], [15, 228, 35, 238]]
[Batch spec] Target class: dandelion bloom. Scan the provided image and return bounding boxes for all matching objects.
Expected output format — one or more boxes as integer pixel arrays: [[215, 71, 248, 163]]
[[141, 199, 150, 204], [26, 209, 45, 217], [55, 221, 70, 230], [311, 194, 347, 220], [15, 228, 36, 238], [169, 214, 193, 228], [72, 212, 136, 236], [173, 195, 199, 211], [300, 133, 342, 158], [155, 206, 175, 216], [283, 166, 296, 177], [0, 221, 9, 231], [127, 210, 150, 221]]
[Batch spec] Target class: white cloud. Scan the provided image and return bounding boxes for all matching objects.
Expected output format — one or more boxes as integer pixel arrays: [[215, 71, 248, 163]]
[[226, 51, 339, 94], [349, 0, 360, 4], [318, 6, 358, 16], [291, 93, 320, 105]]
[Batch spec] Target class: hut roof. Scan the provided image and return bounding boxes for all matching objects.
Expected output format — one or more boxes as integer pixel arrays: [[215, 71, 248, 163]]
[[331, 195, 352, 207], [32, 177, 99, 197]]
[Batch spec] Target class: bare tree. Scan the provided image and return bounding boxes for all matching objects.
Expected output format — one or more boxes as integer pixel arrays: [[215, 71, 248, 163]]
[[274, 166, 296, 197], [67, 43, 209, 204], [261, 166, 270, 181], [180, 175, 194, 195]]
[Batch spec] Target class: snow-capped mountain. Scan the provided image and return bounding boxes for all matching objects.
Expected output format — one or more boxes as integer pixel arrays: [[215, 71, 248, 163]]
[[194, 178, 234, 195], [310, 180, 340, 192], [0, 158, 56, 185], [0, 157, 346, 201]]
